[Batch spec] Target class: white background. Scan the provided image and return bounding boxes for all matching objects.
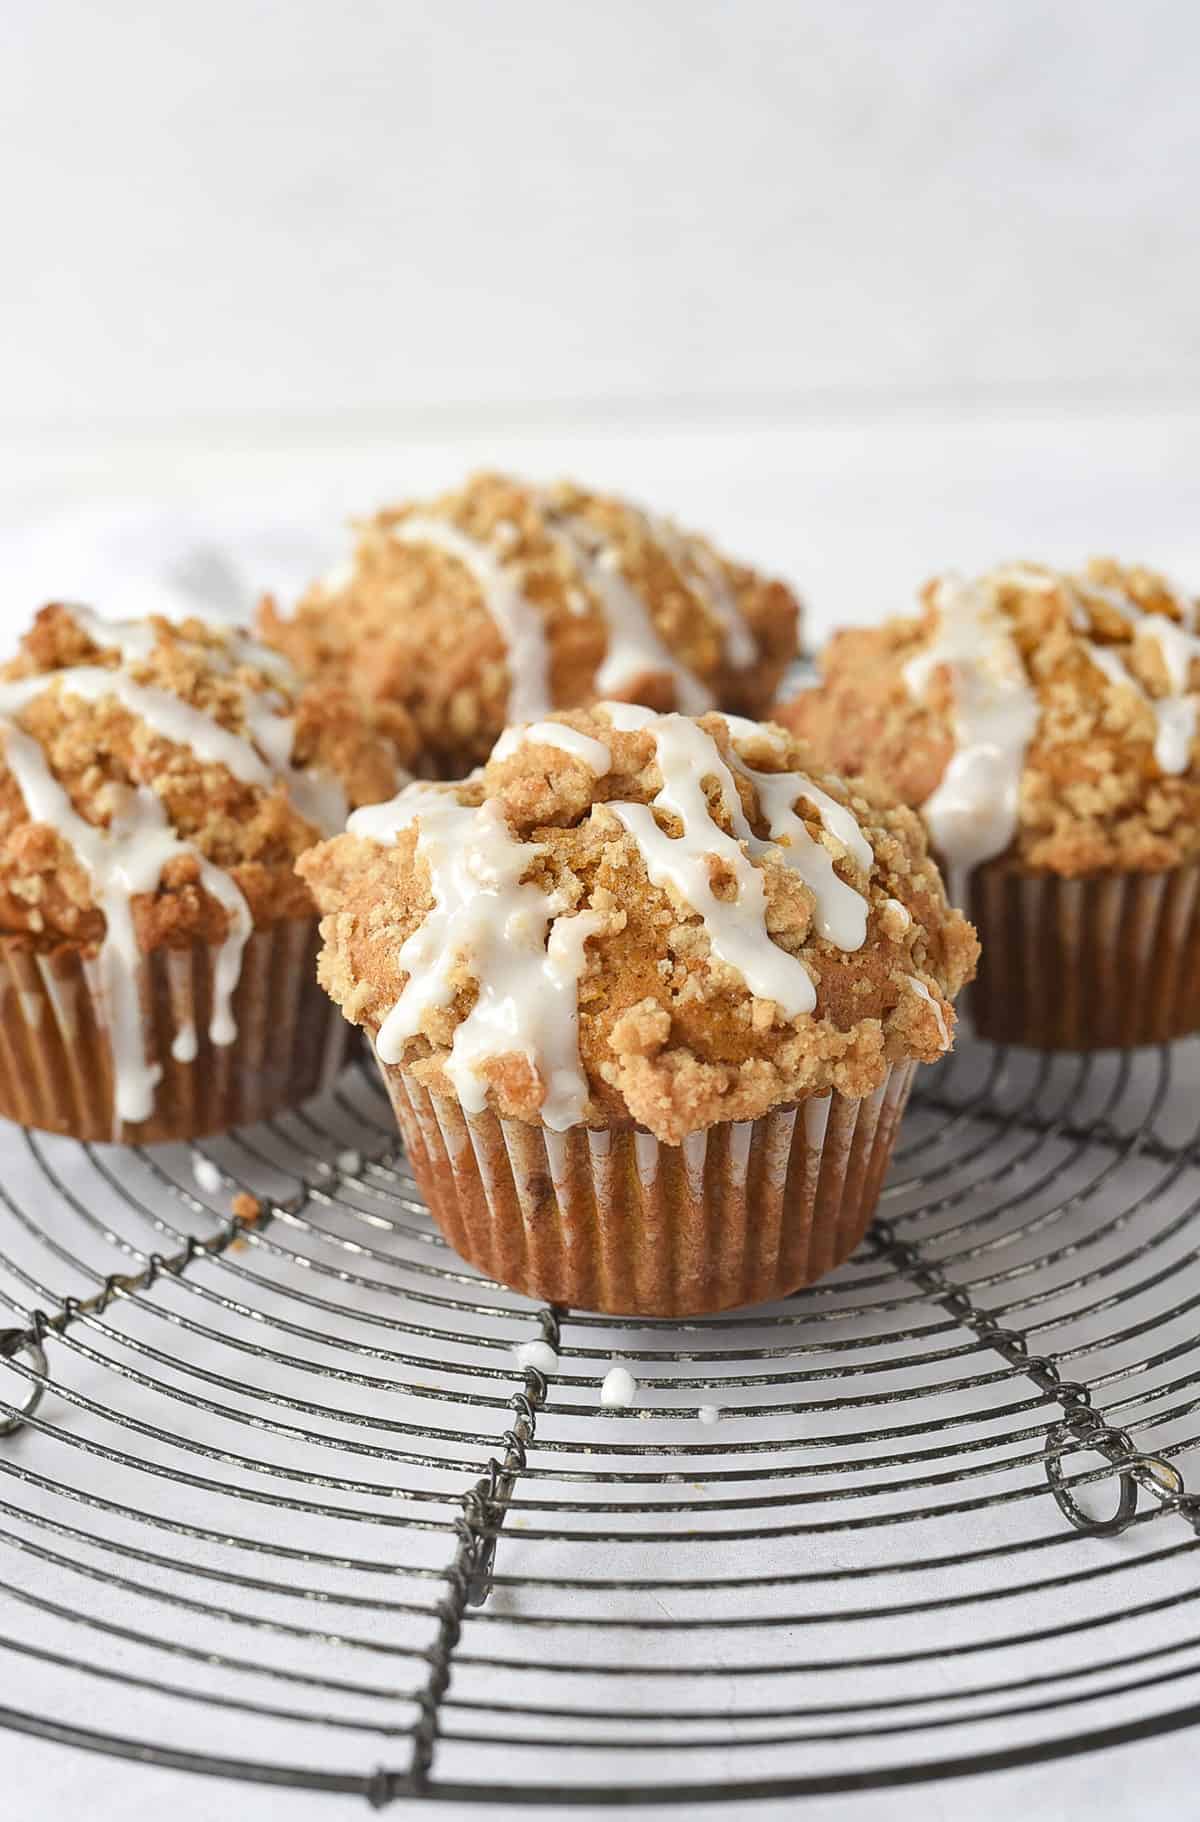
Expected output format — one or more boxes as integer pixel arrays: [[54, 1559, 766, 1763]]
[[2, 4, 1199, 1817], [2, 0, 1199, 641]]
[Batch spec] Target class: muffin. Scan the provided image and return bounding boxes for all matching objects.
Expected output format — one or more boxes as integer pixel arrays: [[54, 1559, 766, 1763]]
[[0, 602, 404, 1142], [261, 472, 801, 777], [777, 560, 1200, 1049], [298, 704, 977, 1315]]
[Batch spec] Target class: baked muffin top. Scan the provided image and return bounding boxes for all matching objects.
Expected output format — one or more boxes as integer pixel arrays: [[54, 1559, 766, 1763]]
[[0, 602, 403, 948], [298, 705, 977, 1144], [261, 471, 801, 777], [777, 559, 1200, 889]]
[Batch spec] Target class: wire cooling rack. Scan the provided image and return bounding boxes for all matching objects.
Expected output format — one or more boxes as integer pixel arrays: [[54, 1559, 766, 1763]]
[[0, 1033, 1198, 1808]]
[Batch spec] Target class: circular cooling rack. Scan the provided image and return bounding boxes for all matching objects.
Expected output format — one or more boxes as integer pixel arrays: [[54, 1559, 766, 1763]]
[[0, 1033, 1198, 1808]]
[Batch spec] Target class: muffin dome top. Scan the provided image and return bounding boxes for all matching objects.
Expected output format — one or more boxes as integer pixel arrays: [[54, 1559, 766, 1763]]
[[298, 705, 977, 1143], [261, 471, 801, 776], [778, 560, 1200, 892], [0, 603, 403, 1121]]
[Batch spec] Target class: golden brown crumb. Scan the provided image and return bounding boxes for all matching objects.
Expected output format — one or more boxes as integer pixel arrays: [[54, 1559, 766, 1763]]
[[231, 1191, 263, 1224], [777, 560, 1200, 875], [0, 604, 402, 950], [298, 706, 976, 1143], [262, 472, 801, 777]]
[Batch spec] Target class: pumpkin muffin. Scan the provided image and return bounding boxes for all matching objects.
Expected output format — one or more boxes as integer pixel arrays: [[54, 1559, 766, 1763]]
[[298, 704, 976, 1315], [0, 603, 405, 1141], [777, 560, 1200, 1048], [261, 472, 801, 777]]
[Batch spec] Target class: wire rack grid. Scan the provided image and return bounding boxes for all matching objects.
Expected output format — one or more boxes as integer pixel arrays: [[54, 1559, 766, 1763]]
[[0, 1031, 1198, 1808]]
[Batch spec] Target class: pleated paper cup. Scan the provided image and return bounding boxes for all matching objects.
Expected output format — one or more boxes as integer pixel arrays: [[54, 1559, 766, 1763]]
[[0, 916, 347, 1144], [379, 1057, 917, 1316], [966, 861, 1200, 1050]]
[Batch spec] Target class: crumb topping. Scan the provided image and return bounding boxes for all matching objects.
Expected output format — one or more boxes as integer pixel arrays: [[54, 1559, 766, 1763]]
[[777, 559, 1200, 877], [261, 471, 801, 776], [298, 705, 977, 1143], [0, 603, 401, 948]]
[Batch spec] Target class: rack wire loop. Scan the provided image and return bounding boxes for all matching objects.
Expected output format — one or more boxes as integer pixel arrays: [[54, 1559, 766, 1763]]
[[0, 1326, 47, 1437]]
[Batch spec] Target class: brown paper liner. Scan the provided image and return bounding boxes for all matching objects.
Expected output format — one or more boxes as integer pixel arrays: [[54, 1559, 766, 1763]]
[[966, 861, 1200, 1050], [378, 1058, 917, 1316], [0, 917, 347, 1144]]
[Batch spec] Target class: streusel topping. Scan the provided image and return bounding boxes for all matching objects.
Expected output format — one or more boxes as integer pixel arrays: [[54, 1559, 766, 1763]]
[[262, 472, 801, 776], [778, 559, 1200, 885], [299, 706, 976, 1143]]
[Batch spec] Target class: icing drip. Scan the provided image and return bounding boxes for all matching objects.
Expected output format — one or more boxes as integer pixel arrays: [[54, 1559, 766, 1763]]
[[390, 508, 725, 721], [390, 518, 551, 721], [0, 722, 252, 1122], [904, 575, 1040, 901], [551, 516, 713, 712], [1072, 576, 1200, 778], [603, 707, 818, 1014], [719, 720, 872, 951], [363, 786, 604, 1129], [492, 721, 612, 774], [905, 975, 949, 1050], [650, 518, 758, 669], [0, 666, 348, 838]]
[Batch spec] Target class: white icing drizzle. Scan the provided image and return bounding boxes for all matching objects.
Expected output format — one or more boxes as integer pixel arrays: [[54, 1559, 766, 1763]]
[[604, 710, 817, 1014], [904, 574, 1040, 901], [389, 506, 725, 720], [1071, 575, 1200, 778], [725, 753, 871, 951], [0, 664, 347, 839], [0, 722, 252, 1122], [389, 518, 551, 721], [884, 897, 911, 930], [492, 721, 612, 774], [554, 517, 713, 713], [905, 975, 949, 1050], [650, 517, 758, 669], [363, 786, 604, 1129]]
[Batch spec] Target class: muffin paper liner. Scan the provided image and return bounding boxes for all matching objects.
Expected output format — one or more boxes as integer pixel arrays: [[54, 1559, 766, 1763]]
[[967, 863, 1200, 1050], [0, 917, 347, 1143], [380, 1057, 917, 1316]]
